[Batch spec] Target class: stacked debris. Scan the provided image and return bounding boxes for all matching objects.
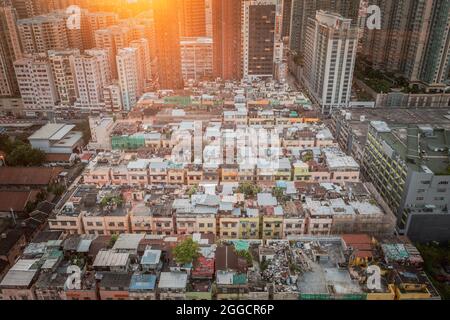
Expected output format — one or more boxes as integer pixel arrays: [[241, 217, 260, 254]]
[[261, 242, 290, 287]]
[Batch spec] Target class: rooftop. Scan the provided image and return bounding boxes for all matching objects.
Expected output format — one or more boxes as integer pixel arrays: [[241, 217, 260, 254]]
[[158, 272, 188, 289], [141, 249, 162, 265], [93, 250, 130, 268], [99, 272, 132, 290], [112, 234, 145, 251], [129, 273, 157, 291], [374, 123, 450, 174], [0, 167, 62, 186], [28, 123, 75, 141]]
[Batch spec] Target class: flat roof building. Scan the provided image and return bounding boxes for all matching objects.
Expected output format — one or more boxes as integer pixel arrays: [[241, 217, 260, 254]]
[[28, 123, 83, 154]]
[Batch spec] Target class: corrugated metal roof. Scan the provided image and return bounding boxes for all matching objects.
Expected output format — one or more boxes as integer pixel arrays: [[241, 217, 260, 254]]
[[112, 234, 145, 251], [93, 250, 130, 267], [0, 269, 37, 287]]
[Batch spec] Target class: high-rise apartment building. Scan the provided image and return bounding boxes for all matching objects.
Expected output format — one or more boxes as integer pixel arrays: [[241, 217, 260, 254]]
[[84, 48, 112, 89], [152, 0, 184, 89], [204, 0, 212, 37], [363, 121, 450, 242], [130, 38, 152, 92], [17, 14, 69, 55], [72, 52, 106, 110], [14, 55, 58, 115], [361, 0, 450, 90], [0, 4, 22, 97], [289, 0, 362, 54], [302, 11, 358, 114], [116, 47, 139, 111], [281, 0, 292, 39], [94, 25, 132, 78], [48, 49, 79, 107], [88, 11, 119, 32], [212, 0, 242, 80], [83, 11, 118, 49], [289, 0, 319, 54], [10, 0, 44, 19], [242, 0, 277, 80], [180, 36, 213, 82], [177, 0, 207, 37]]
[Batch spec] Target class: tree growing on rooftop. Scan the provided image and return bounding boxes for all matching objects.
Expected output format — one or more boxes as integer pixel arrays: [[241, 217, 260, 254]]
[[272, 187, 285, 201], [109, 234, 119, 248], [237, 250, 253, 266], [187, 185, 198, 196], [237, 182, 261, 198], [301, 150, 313, 162], [173, 238, 200, 265], [100, 195, 124, 208]]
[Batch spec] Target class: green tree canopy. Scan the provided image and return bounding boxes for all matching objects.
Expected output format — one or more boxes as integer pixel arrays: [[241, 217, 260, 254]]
[[1, 135, 45, 167], [100, 195, 124, 208], [6, 144, 46, 166], [272, 187, 285, 202], [173, 238, 200, 265], [237, 250, 253, 266], [237, 182, 261, 198], [109, 234, 119, 248]]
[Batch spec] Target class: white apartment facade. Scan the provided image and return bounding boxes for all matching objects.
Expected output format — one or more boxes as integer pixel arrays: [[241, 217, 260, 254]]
[[130, 38, 152, 95], [84, 48, 112, 88], [303, 11, 358, 114], [72, 53, 105, 111], [116, 47, 139, 111], [14, 55, 58, 116]]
